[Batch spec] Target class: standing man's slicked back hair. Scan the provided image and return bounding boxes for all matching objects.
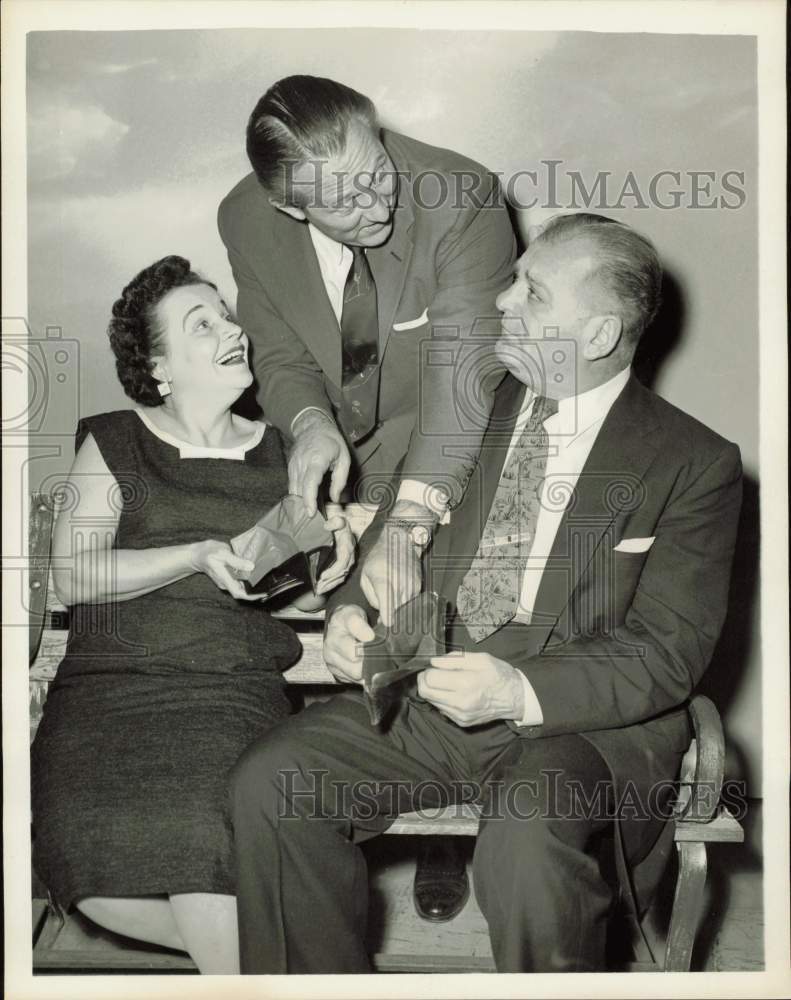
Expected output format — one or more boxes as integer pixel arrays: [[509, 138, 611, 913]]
[[538, 212, 663, 345], [246, 75, 378, 206]]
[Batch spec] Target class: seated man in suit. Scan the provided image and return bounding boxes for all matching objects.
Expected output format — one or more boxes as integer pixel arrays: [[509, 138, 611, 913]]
[[230, 213, 743, 973]]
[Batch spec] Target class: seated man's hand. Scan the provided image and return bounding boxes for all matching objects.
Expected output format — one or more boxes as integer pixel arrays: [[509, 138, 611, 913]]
[[323, 604, 375, 683], [417, 651, 525, 727], [289, 409, 351, 515], [360, 502, 433, 627], [315, 507, 356, 596]]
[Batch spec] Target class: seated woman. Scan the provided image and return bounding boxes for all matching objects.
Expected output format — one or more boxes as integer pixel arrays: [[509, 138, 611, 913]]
[[30, 255, 354, 974]]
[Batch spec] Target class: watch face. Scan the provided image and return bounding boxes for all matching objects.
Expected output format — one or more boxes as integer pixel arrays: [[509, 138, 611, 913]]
[[411, 525, 430, 547]]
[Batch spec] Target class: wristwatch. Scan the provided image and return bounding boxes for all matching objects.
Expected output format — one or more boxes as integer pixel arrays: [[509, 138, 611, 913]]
[[385, 517, 432, 550]]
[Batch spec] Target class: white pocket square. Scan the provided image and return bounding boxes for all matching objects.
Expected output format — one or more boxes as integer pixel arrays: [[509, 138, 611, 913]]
[[614, 536, 655, 553], [393, 308, 428, 331]]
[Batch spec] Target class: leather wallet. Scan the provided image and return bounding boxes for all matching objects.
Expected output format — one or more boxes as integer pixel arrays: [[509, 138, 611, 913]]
[[230, 494, 335, 601], [361, 591, 450, 725]]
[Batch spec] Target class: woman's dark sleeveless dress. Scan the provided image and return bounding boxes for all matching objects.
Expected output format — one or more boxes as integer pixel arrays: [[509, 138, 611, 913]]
[[31, 409, 303, 909]]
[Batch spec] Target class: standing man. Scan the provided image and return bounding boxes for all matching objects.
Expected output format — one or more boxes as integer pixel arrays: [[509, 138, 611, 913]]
[[229, 214, 743, 972], [218, 75, 516, 922]]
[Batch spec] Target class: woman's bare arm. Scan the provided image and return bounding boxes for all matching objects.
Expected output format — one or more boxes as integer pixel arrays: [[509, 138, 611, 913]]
[[51, 433, 252, 605]]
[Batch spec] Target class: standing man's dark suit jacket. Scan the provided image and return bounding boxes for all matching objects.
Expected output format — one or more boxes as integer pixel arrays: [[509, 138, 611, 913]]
[[218, 131, 517, 503], [330, 371, 743, 907]]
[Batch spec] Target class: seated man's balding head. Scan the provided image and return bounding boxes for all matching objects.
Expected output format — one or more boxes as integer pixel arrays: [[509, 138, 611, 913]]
[[495, 213, 663, 396], [535, 213, 663, 347]]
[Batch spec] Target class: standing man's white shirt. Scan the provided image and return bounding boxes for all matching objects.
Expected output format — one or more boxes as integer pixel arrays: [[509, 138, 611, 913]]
[[308, 224, 353, 322]]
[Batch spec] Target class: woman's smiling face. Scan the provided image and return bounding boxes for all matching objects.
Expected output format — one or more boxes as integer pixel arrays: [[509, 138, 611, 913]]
[[153, 283, 253, 400]]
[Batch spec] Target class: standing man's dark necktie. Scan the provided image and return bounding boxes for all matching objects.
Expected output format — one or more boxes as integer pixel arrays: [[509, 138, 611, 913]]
[[339, 246, 381, 442], [456, 394, 558, 642]]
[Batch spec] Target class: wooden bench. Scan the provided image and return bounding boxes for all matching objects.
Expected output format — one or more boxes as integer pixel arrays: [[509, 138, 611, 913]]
[[28, 493, 743, 973]]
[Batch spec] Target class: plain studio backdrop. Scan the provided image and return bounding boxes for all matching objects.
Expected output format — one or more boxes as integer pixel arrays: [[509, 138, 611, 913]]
[[24, 28, 760, 792]]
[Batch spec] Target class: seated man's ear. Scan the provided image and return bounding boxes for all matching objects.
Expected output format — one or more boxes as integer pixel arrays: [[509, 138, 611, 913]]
[[268, 197, 307, 222], [582, 314, 623, 361]]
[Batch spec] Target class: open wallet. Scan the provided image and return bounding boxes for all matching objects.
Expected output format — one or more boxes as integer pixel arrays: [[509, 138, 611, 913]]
[[229, 494, 335, 601], [361, 591, 451, 726]]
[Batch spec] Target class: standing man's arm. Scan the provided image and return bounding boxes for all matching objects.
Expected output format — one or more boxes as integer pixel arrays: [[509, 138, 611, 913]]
[[403, 169, 518, 507], [219, 218, 351, 507], [361, 170, 517, 622]]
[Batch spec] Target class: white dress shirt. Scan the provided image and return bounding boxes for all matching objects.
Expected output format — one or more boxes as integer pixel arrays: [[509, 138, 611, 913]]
[[308, 223, 353, 323], [494, 365, 632, 725]]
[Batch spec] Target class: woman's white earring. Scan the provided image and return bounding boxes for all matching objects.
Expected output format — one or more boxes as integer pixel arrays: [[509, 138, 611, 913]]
[[157, 379, 172, 398]]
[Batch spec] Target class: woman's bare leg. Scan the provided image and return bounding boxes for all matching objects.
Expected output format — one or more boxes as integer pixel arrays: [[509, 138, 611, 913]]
[[76, 893, 239, 973], [76, 896, 185, 951], [169, 893, 239, 974]]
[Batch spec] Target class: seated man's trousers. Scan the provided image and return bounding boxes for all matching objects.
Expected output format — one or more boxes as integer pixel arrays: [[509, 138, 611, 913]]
[[230, 689, 661, 974]]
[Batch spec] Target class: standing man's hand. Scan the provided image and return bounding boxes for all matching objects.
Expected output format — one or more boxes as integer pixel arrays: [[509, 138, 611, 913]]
[[288, 409, 351, 515], [360, 501, 435, 627]]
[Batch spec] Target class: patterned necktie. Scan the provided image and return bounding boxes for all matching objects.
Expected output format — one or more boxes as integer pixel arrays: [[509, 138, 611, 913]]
[[339, 247, 381, 442], [456, 394, 558, 642]]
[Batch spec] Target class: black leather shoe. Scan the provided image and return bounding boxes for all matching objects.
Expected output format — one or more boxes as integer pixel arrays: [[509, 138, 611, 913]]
[[413, 837, 470, 922]]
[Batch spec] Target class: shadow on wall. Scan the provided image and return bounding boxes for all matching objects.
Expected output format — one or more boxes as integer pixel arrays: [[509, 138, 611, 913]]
[[633, 270, 685, 390], [697, 474, 761, 790], [635, 270, 761, 791]]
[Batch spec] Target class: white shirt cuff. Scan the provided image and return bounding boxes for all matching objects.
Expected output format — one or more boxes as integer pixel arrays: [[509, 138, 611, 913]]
[[515, 672, 544, 727], [291, 406, 334, 433], [396, 480, 451, 522]]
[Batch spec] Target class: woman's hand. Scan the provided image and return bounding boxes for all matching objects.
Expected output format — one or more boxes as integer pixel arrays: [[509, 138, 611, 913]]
[[190, 539, 255, 600], [315, 508, 357, 596]]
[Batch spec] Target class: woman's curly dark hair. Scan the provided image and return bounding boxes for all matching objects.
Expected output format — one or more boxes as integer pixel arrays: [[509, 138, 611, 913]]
[[108, 255, 217, 406]]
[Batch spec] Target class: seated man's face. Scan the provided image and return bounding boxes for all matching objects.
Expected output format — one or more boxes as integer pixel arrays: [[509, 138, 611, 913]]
[[494, 237, 603, 397], [282, 121, 397, 248]]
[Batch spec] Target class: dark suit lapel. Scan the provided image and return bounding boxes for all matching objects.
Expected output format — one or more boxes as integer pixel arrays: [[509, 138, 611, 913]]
[[265, 205, 343, 386], [367, 139, 415, 356], [530, 375, 661, 635]]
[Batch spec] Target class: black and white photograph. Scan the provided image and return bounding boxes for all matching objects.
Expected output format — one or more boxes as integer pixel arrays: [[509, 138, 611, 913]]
[[2, 2, 788, 998]]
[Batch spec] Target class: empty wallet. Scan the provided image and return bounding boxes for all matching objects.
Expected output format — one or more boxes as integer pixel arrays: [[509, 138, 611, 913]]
[[230, 494, 335, 601], [361, 591, 450, 726]]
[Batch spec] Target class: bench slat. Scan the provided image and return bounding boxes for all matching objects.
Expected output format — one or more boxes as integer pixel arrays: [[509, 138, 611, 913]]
[[389, 804, 481, 836], [674, 806, 744, 843], [381, 803, 745, 843]]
